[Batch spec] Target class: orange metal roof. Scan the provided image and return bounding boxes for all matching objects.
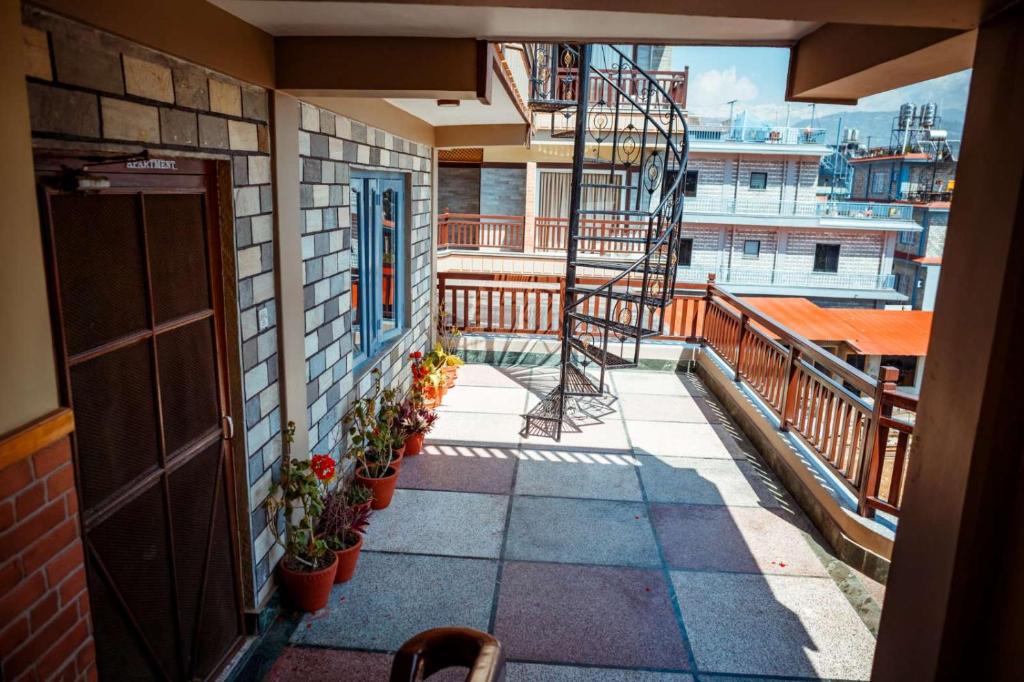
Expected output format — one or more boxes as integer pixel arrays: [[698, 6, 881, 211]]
[[743, 297, 933, 357], [912, 255, 942, 265]]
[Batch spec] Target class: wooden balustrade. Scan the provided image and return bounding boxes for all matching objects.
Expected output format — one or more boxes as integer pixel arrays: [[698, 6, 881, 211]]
[[534, 216, 651, 255], [438, 213, 526, 251], [435, 271, 918, 518]]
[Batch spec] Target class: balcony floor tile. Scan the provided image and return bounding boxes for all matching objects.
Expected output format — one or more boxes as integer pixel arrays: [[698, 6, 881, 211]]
[[651, 504, 828, 578], [398, 444, 517, 494], [493, 561, 690, 670], [505, 663, 694, 681], [429, 411, 524, 445], [627, 421, 748, 459], [291, 552, 498, 652], [436, 385, 529, 414], [610, 369, 698, 396], [635, 455, 787, 508], [362, 489, 508, 558], [619, 393, 711, 423], [671, 571, 877, 680], [505, 496, 660, 567], [514, 456, 643, 501]]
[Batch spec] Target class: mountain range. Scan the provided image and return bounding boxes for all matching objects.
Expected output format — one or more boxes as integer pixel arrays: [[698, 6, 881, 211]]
[[793, 108, 966, 148]]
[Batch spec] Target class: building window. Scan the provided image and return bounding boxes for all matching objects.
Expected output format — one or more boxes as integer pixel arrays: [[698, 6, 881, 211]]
[[814, 243, 840, 273], [678, 238, 693, 267], [351, 173, 405, 364], [742, 239, 760, 257], [684, 170, 699, 198], [749, 172, 768, 190], [899, 230, 916, 245], [871, 172, 888, 194]]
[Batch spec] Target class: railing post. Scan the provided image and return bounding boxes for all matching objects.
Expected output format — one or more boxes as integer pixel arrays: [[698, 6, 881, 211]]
[[778, 346, 801, 432], [439, 210, 448, 248], [857, 366, 900, 517], [700, 273, 715, 348], [734, 313, 748, 382]]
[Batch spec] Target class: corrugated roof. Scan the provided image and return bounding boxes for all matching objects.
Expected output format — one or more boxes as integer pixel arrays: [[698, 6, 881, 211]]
[[743, 297, 933, 357]]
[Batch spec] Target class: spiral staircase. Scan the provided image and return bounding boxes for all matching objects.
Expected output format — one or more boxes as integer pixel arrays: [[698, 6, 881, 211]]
[[522, 44, 691, 440]]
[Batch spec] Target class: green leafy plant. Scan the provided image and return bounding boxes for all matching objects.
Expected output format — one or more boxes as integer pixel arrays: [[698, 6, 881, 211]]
[[436, 299, 463, 356], [265, 446, 336, 572], [318, 486, 371, 551], [343, 369, 395, 478]]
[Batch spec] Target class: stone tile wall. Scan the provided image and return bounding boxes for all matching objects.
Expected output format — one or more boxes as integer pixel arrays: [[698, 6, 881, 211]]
[[22, 7, 278, 608]]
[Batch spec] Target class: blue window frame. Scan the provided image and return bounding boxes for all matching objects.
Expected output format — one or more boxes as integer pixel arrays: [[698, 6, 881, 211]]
[[350, 173, 405, 366]]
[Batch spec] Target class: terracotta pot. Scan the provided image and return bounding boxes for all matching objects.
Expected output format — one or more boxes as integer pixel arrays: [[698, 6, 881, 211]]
[[278, 553, 338, 612], [355, 466, 399, 510], [422, 385, 441, 409], [333, 533, 364, 584], [442, 365, 457, 388], [404, 432, 425, 456]]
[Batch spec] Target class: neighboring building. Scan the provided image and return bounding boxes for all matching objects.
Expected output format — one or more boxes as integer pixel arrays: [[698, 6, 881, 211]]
[[437, 45, 919, 308], [844, 104, 958, 310]]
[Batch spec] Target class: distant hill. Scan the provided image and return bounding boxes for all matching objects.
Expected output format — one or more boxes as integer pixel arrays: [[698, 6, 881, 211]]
[[793, 109, 966, 148]]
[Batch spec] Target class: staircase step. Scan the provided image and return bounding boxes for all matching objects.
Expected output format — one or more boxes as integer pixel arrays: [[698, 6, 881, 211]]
[[580, 182, 630, 189], [569, 337, 635, 368], [572, 234, 649, 244], [564, 363, 602, 397], [575, 259, 670, 275], [529, 99, 576, 113], [569, 311, 660, 338], [551, 130, 576, 139]]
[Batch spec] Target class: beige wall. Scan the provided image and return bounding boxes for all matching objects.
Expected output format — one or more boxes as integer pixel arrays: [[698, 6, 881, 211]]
[[0, 0, 59, 435]]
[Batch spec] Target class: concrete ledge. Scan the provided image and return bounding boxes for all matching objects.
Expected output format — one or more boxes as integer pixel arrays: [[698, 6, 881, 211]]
[[459, 334, 699, 371], [695, 351, 892, 583]]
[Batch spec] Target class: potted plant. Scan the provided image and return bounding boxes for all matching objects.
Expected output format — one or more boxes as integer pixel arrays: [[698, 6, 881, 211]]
[[346, 369, 400, 510], [319, 484, 372, 583], [378, 382, 407, 471], [436, 302, 465, 386], [412, 351, 443, 408], [266, 437, 337, 612], [345, 482, 374, 515], [398, 400, 438, 456]]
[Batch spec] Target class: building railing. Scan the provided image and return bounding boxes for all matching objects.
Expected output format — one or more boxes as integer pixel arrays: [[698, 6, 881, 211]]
[[677, 267, 897, 291], [437, 213, 526, 251], [437, 272, 915, 518], [686, 197, 916, 222], [688, 125, 827, 145], [534, 216, 650, 255]]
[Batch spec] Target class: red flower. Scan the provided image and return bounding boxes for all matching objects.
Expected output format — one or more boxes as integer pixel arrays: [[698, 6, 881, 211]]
[[410, 351, 423, 360], [310, 454, 336, 481]]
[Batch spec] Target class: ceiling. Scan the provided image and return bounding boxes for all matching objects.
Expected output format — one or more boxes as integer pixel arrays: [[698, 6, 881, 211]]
[[210, 1, 819, 44]]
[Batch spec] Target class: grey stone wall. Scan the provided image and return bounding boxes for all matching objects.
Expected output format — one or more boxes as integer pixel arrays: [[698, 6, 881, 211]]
[[480, 166, 526, 215], [438, 165, 480, 214], [23, 7, 279, 609]]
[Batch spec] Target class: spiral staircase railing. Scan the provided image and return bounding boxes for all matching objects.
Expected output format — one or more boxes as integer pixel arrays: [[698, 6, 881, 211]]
[[523, 43, 691, 440]]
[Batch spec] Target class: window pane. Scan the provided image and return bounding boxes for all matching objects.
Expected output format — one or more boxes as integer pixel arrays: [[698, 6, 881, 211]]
[[814, 244, 840, 272], [749, 172, 767, 190], [678, 238, 693, 267], [684, 170, 698, 198], [381, 187, 398, 334], [350, 185, 362, 356], [743, 239, 760, 257]]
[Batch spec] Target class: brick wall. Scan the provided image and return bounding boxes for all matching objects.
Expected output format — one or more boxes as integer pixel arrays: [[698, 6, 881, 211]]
[[0, 437, 95, 682], [438, 165, 480, 214], [243, 101, 435, 604], [783, 229, 884, 276], [480, 166, 526, 215], [22, 7, 278, 609]]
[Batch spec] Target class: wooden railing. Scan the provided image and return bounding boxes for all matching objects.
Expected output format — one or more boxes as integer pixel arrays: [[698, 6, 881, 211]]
[[701, 279, 915, 517], [553, 67, 688, 108], [534, 216, 651, 255], [437, 213, 525, 251], [437, 271, 916, 518]]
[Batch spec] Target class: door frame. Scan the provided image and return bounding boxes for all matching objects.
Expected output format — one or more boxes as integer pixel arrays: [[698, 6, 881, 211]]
[[34, 152, 249, 679]]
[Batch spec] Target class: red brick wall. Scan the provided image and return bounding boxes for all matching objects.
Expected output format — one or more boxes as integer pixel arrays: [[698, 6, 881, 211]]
[[0, 437, 96, 681]]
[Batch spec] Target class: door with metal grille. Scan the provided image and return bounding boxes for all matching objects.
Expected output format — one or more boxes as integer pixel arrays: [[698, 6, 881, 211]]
[[39, 160, 244, 681]]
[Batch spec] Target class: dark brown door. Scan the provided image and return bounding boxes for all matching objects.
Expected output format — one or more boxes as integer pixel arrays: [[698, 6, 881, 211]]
[[39, 160, 244, 681]]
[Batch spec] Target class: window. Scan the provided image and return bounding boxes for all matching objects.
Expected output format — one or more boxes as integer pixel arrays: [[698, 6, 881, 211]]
[[871, 172, 889, 194], [742, 239, 760, 257], [814, 243, 840, 273], [351, 174, 405, 364], [899, 230, 916, 245], [749, 172, 768, 190], [683, 170, 699, 198], [678, 238, 693, 267]]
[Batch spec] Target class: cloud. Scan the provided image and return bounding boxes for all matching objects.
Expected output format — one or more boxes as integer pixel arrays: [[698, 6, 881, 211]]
[[688, 67, 759, 117]]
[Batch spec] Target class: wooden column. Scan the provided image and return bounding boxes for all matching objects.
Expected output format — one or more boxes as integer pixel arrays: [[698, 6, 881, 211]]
[[873, 3, 1024, 679], [522, 161, 537, 253]]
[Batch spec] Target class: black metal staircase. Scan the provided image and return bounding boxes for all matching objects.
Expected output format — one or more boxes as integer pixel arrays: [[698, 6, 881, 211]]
[[522, 43, 690, 440]]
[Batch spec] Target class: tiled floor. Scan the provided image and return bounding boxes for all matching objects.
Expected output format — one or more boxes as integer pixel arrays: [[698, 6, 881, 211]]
[[265, 363, 882, 681]]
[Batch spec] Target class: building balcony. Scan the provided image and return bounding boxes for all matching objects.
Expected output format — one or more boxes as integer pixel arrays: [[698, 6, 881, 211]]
[[685, 197, 917, 225], [265, 361, 884, 681], [689, 124, 827, 145], [678, 266, 898, 292]]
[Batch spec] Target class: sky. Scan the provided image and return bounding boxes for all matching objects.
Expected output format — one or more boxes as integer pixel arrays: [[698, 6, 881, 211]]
[[669, 46, 972, 123]]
